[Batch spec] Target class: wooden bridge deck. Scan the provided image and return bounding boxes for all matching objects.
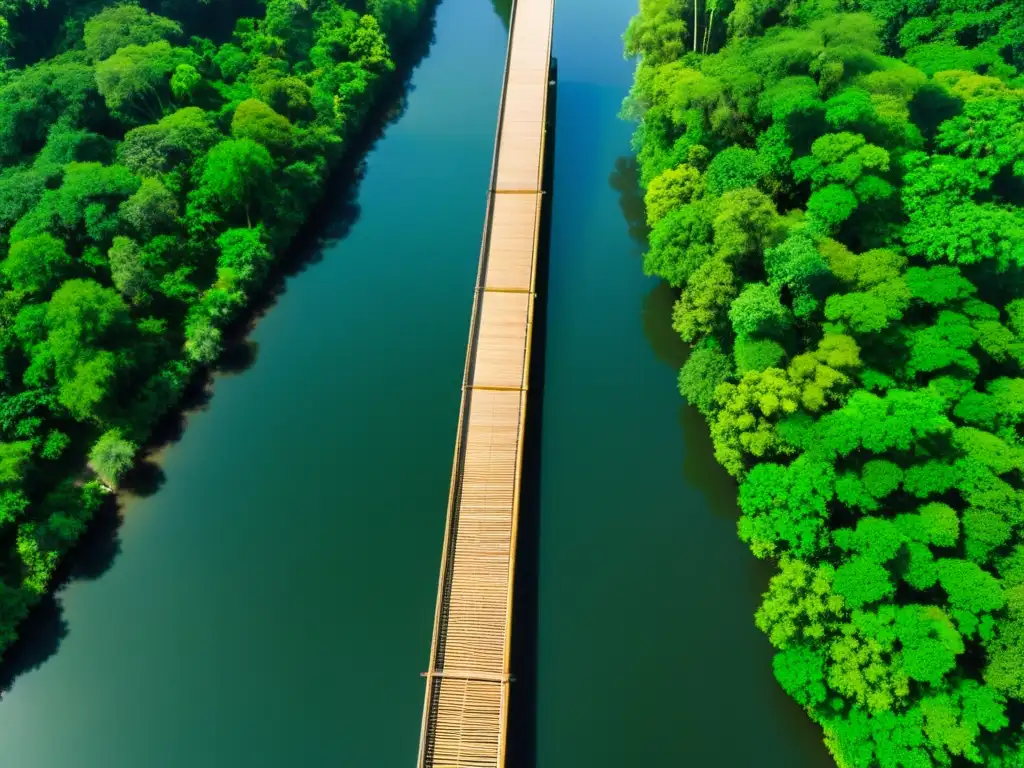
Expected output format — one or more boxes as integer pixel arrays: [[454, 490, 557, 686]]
[[417, 0, 555, 765]]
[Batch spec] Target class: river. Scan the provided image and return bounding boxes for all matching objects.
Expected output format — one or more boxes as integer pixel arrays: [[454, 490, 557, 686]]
[[0, 0, 832, 766], [530, 0, 833, 764]]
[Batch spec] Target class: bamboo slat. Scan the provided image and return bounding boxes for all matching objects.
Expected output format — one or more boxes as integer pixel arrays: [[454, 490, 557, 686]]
[[482, 193, 541, 291], [472, 293, 531, 390], [418, 0, 554, 765]]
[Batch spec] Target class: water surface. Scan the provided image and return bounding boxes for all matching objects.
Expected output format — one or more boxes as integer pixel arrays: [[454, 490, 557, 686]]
[[530, 0, 835, 764], [0, 1, 509, 764], [0, 0, 836, 765]]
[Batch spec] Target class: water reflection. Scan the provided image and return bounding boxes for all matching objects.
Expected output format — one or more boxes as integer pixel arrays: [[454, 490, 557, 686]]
[[490, 0, 511, 28], [641, 281, 687, 369], [0, 6, 444, 704], [610, 146, 834, 768], [0, 596, 66, 696], [608, 155, 649, 249], [610, 154, 739, 519], [0, 496, 122, 698], [639, 279, 741, 521]]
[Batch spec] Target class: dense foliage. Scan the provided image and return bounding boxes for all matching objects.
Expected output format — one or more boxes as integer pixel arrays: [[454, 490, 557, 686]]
[[0, 0, 425, 658], [625, 0, 1024, 765]]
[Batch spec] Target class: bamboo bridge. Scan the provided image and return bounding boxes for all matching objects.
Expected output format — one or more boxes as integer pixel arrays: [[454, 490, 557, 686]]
[[416, 0, 555, 765]]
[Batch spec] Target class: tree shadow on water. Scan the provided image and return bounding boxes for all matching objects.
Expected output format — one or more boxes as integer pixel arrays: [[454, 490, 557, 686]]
[[613, 123, 834, 768], [119, 460, 167, 499], [641, 281, 742, 530], [212, 336, 260, 380], [221, 8, 440, 330], [621, 178, 735, 525], [678, 404, 738, 522], [677, 392, 834, 764], [490, 0, 512, 28], [123, 4, 443, 467], [0, 594, 67, 696], [0, 495, 123, 696], [608, 155, 650, 250], [642, 281, 688, 370], [67, 498, 124, 583]]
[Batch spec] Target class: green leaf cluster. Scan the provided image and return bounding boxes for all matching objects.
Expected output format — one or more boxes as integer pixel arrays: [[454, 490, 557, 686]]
[[0, 0, 427, 662], [628, 0, 1024, 763]]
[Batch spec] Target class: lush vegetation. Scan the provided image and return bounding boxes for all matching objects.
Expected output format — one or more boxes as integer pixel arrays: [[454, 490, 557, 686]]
[[624, 0, 1024, 765], [0, 0, 425, 658]]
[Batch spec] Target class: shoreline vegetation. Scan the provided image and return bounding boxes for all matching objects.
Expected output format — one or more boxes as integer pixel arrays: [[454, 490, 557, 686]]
[[0, 0, 428, 662], [623, 0, 1023, 766]]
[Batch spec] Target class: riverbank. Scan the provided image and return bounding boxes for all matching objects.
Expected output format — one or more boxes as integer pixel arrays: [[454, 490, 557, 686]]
[[524, 0, 832, 765], [0, 0, 510, 762], [625, 0, 1023, 765], [0, 0, 436, 667], [0, 0, 442, 690]]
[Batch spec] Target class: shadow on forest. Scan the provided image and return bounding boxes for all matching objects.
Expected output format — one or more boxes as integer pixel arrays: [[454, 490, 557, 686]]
[[0, 5, 443, 698]]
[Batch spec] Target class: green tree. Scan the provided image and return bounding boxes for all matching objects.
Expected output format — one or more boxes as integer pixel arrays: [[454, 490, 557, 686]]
[[231, 99, 295, 153], [216, 226, 272, 288], [118, 177, 177, 238], [729, 282, 791, 338], [88, 429, 136, 488], [643, 202, 712, 286], [192, 139, 274, 228], [764, 234, 833, 318], [833, 557, 894, 608], [644, 163, 703, 225], [738, 456, 835, 558], [169, 63, 201, 102], [678, 340, 733, 415], [918, 681, 1008, 763], [626, 0, 1024, 761], [0, 0, 433, 669], [705, 146, 761, 196], [756, 556, 844, 649], [671, 254, 736, 341], [184, 317, 221, 364], [11, 162, 140, 250], [985, 590, 1024, 701], [43, 279, 132, 420], [95, 41, 195, 123], [83, 3, 182, 62], [623, 0, 688, 64], [118, 106, 219, 175], [107, 236, 149, 301], [3, 234, 71, 295], [773, 644, 828, 709], [734, 336, 785, 374]]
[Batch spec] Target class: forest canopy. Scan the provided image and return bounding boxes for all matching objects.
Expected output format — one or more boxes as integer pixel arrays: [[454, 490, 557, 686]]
[[625, 0, 1024, 765], [0, 0, 426, 659]]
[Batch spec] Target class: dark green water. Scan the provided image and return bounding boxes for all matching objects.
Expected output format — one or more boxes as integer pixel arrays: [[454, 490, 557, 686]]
[[530, 0, 834, 765], [0, 1, 507, 763], [0, 0, 833, 766]]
